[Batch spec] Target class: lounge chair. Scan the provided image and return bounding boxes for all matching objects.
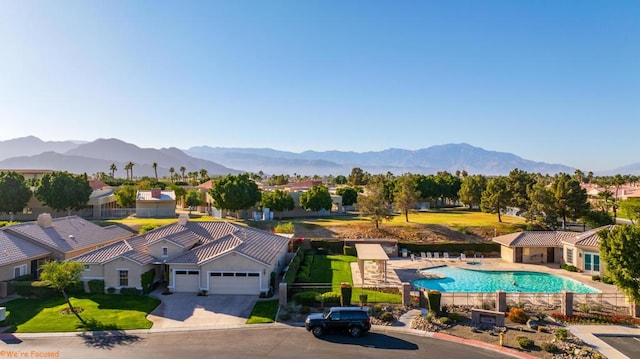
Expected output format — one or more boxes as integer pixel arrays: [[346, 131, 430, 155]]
[[443, 252, 450, 260], [426, 252, 433, 259], [420, 252, 427, 260], [460, 253, 466, 260], [433, 252, 440, 259], [410, 253, 416, 261]]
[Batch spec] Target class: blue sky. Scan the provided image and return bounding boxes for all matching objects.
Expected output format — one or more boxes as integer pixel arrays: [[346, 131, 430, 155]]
[[0, 1, 638, 172]]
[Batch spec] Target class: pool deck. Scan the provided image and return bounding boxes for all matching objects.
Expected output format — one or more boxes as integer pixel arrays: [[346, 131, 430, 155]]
[[351, 256, 623, 294]]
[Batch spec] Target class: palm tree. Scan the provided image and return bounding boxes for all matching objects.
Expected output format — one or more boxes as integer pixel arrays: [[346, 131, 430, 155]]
[[152, 162, 158, 181], [110, 163, 117, 178], [199, 169, 208, 181], [180, 166, 186, 182], [169, 167, 175, 182], [125, 162, 134, 180]]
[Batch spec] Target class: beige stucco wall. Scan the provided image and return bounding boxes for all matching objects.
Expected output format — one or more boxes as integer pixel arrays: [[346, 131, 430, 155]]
[[103, 258, 154, 290], [136, 201, 176, 218], [80, 264, 105, 279], [521, 247, 547, 264], [500, 246, 515, 263], [0, 260, 32, 282], [147, 240, 185, 260]]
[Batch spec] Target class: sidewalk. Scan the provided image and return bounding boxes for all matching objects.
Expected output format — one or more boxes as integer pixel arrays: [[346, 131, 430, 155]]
[[568, 325, 640, 359]]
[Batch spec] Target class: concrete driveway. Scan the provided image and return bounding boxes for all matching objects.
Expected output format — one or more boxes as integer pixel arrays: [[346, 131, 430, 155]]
[[147, 291, 258, 329]]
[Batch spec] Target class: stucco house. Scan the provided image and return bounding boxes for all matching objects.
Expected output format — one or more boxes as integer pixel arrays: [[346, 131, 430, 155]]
[[492, 226, 613, 275], [0, 213, 134, 283], [136, 188, 176, 218], [73, 214, 290, 295]]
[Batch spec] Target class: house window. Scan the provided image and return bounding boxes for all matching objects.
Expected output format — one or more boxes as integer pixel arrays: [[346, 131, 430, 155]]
[[13, 264, 27, 279], [566, 248, 574, 264], [162, 246, 169, 257], [119, 270, 129, 287], [84, 265, 91, 272]]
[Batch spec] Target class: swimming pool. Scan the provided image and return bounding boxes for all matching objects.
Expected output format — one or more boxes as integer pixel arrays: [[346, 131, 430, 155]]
[[413, 266, 600, 293]]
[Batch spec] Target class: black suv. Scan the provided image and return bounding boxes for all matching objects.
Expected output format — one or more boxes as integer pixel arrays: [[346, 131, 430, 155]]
[[305, 307, 371, 337]]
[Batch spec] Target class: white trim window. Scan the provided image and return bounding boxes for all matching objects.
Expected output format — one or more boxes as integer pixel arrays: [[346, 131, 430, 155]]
[[13, 264, 27, 278], [161, 246, 169, 258], [84, 264, 91, 272], [566, 248, 574, 265], [118, 269, 129, 287]]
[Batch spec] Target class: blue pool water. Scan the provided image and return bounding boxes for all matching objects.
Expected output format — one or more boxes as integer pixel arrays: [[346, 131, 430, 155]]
[[413, 266, 600, 293]]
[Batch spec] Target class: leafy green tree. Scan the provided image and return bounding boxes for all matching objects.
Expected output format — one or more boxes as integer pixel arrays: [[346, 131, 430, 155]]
[[581, 210, 614, 228], [526, 180, 558, 228], [434, 171, 462, 206], [415, 174, 439, 204], [199, 169, 209, 182], [458, 174, 487, 209], [40, 261, 86, 324], [115, 184, 137, 208], [348, 167, 369, 186], [599, 225, 640, 304], [336, 186, 359, 206], [551, 173, 589, 229], [506, 169, 536, 215], [335, 175, 347, 185], [35, 171, 92, 215], [394, 174, 421, 222], [260, 189, 295, 217], [270, 174, 289, 186], [185, 190, 202, 214], [208, 173, 261, 217], [0, 171, 32, 221], [357, 178, 393, 229], [299, 185, 333, 213], [620, 198, 640, 224], [480, 176, 511, 222]]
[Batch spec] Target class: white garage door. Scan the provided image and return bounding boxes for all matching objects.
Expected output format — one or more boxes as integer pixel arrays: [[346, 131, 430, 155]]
[[209, 272, 261, 295], [174, 270, 200, 292]]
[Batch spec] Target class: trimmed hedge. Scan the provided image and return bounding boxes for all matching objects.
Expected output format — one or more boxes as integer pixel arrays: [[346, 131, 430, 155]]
[[88, 279, 105, 294], [120, 287, 142, 296], [427, 290, 441, 314], [343, 245, 357, 256], [310, 239, 344, 254], [293, 291, 321, 306], [12, 281, 55, 297], [283, 248, 304, 284], [320, 292, 341, 306], [141, 268, 156, 294], [400, 242, 500, 255]]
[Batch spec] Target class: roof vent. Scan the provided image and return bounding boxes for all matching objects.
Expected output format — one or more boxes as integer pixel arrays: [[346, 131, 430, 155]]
[[37, 213, 53, 228], [69, 235, 75, 241], [178, 213, 189, 226]]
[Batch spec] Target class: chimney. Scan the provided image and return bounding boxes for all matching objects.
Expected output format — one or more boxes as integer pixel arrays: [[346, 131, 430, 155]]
[[151, 188, 161, 199], [178, 213, 189, 226], [37, 213, 53, 228]]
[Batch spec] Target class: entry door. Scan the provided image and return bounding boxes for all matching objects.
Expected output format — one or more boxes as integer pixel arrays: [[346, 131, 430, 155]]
[[546, 248, 555, 263], [584, 253, 600, 273], [515, 248, 523, 263]]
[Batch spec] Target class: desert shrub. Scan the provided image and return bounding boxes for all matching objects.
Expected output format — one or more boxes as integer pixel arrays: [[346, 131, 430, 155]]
[[591, 275, 600, 281], [88, 280, 105, 294], [439, 317, 451, 325], [274, 222, 294, 234], [579, 303, 591, 313], [481, 300, 496, 310], [427, 290, 441, 313], [555, 328, 569, 340], [448, 312, 461, 322], [320, 292, 341, 306], [540, 342, 558, 353], [560, 263, 578, 272], [379, 311, 395, 322], [516, 336, 534, 349], [293, 291, 321, 306], [120, 287, 142, 296], [507, 308, 530, 324]]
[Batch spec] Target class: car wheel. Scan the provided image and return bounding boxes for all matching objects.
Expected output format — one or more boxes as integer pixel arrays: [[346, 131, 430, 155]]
[[311, 326, 324, 337], [349, 326, 363, 337]]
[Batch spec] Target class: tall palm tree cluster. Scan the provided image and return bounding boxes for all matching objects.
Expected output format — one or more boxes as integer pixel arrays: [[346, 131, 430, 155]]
[[107, 163, 209, 183]]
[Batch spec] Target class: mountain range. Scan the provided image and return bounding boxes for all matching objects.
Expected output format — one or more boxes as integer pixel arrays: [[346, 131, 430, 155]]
[[1, 136, 638, 177]]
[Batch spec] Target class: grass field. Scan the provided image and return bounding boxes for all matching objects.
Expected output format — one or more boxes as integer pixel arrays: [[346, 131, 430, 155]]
[[246, 300, 279, 324], [3, 294, 160, 333]]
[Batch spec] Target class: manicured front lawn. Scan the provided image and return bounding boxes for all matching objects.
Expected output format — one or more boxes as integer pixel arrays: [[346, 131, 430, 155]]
[[310, 254, 401, 304], [246, 300, 279, 324], [3, 294, 160, 333]]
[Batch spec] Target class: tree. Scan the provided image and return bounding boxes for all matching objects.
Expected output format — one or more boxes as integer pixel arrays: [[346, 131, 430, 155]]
[[620, 198, 640, 224], [458, 174, 487, 209], [599, 225, 640, 304], [169, 167, 175, 182], [581, 210, 614, 228], [299, 185, 333, 213], [551, 173, 589, 229], [480, 177, 511, 222], [152, 162, 158, 181], [335, 175, 347, 185], [35, 171, 92, 215], [506, 169, 536, 215], [40, 261, 86, 324], [115, 184, 137, 208], [179, 166, 186, 182], [415, 174, 439, 205], [260, 189, 295, 217], [394, 174, 421, 222], [208, 173, 261, 217], [0, 171, 32, 221], [110, 163, 117, 178], [348, 167, 369, 186], [336, 186, 359, 206], [199, 169, 209, 182], [526, 180, 559, 228], [124, 162, 134, 180], [185, 190, 202, 214], [357, 178, 393, 229]]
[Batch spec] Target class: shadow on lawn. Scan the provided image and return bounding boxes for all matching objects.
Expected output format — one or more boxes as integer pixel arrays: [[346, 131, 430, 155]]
[[77, 319, 141, 350]]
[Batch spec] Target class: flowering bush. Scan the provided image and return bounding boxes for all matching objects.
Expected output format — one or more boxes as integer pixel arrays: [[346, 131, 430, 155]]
[[507, 307, 530, 324], [551, 312, 640, 326]]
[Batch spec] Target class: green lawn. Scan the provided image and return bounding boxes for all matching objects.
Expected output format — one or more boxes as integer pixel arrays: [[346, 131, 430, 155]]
[[246, 300, 279, 324], [310, 254, 401, 304], [2, 294, 160, 333]]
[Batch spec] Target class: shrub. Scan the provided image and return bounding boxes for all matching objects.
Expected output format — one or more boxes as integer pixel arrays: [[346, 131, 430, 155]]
[[309, 239, 344, 254], [88, 279, 105, 294], [274, 222, 294, 234], [540, 342, 558, 353], [591, 275, 600, 281], [555, 328, 569, 341], [400, 243, 500, 255], [283, 248, 305, 284], [427, 290, 441, 314], [507, 308, 530, 324], [279, 312, 292, 321], [379, 311, 395, 322], [12, 273, 35, 281], [602, 276, 614, 285], [320, 292, 341, 306], [561, 263, 578, 272], [516, 336, 534, 349], [439, 317, 451, 325], [12, 281, 55, 297], [578, 303, 591, 313], [107, 287, 116, 294], [120, 287, 142, 296], [139, 224, 159, 234], [293, 291, 321, 306], [141, 269, 156, 294], [343, 245, 357, 256], [300, 306, 310, 314], [448, 312, 461, 322], [534, 312, 547, 321]]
